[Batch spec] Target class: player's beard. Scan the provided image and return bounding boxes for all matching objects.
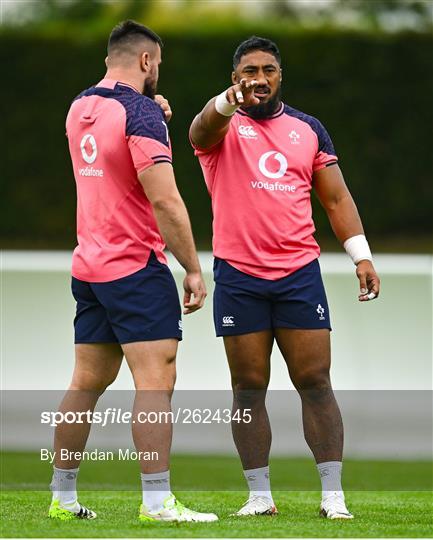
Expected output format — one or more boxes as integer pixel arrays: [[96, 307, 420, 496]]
[[143, 76, 157, 100], [243, 86, 282, 120]]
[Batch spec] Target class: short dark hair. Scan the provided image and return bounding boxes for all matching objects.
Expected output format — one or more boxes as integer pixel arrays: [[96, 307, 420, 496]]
[[108, 20, 163, 55], [233, 36, 281, 69]]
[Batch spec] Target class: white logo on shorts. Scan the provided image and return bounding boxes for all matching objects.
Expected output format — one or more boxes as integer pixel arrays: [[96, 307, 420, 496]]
[[316, 304, 325, 320], [238, 125, 257, 139], [80, 134, 97, 164], [258, 151, 288, 179], [222, 316, 235, 327], [178, 320, 183, 331]]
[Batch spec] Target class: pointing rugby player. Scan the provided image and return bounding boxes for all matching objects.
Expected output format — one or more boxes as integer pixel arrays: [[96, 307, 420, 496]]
[[49, 20, 217, 523], [190, 36, 380, 519]]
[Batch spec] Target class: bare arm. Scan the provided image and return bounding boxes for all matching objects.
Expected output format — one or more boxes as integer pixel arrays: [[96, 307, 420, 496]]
[[138, 162, 206, 314], [190, 79, 259, 149], [314, 164, 380, 301], [314, 164, 364, 242]]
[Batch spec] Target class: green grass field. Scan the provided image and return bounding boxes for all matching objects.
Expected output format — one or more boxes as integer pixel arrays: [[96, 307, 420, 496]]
[[1, 453, 432, 538]]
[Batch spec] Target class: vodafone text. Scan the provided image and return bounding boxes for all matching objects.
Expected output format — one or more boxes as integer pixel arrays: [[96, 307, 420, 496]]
[[251, 180, 296, 192], [78, 166, 104, 177]]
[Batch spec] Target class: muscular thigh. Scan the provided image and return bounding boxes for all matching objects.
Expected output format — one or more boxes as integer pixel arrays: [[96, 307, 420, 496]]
[[122, 339, 178, 391], [224, 331, 274, 389], [71, 343, 124, 391], [274, 328, 331, 390]]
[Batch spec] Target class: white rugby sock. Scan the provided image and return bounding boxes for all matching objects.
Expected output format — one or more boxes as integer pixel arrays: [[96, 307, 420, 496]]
[[317, 461, 343, 499], [50, 466, 79, 507], [243, 466, 274, 503], [141, 470, 171, 512]]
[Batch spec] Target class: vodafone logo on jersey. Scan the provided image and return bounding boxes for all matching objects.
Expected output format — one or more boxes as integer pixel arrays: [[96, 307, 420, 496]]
[[258, 151, 288, 179], [238, 125, 257, 139], [78, 134, 104, 178], [80, 134, 97, 164]]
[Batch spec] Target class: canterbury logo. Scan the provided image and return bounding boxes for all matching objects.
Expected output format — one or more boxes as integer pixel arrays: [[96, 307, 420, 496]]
[[222, 316, 235, 326], [238, 125, 257, 139]]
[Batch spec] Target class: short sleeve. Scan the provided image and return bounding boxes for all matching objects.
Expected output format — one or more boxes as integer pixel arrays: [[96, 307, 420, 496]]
[[126, 96, 172, 174], [189, 127, 224, 170], [189, 128, 226, 194], [312, 120, 338, 172]]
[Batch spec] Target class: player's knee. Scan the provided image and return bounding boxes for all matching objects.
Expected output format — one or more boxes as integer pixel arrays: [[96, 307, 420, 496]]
[[292, 365, 331, 392], [133, 363, 176, 392], [233, 388, 267, 410], [135, 378, 176, 393], [70, 368, 118, 394], [232, 374, 268, 408], [70, 377, 113, 395], [232, 372, 268, 391]]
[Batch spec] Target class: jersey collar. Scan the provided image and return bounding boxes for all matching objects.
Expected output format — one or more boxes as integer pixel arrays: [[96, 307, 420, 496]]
[[96, 78, 141, 94]]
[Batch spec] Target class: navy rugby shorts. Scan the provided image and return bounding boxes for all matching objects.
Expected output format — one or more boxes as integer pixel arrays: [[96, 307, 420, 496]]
[[72, 252, 182, 344], [213, 258, 331, 336]]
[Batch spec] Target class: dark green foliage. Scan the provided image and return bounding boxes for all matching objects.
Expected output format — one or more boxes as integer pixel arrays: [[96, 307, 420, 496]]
[[1, 30, 431, 250]]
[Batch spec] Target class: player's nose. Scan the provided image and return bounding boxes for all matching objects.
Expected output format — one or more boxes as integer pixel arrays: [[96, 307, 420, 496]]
[[256, 72, 267, 85]]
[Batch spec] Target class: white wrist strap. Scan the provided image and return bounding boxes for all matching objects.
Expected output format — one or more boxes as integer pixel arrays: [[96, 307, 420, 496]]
[[343, 234, 373, 265], [215, 91, 239, 117]]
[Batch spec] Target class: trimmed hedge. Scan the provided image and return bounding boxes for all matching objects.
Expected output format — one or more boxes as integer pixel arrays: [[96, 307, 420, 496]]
[[1, 30, 431, 249]]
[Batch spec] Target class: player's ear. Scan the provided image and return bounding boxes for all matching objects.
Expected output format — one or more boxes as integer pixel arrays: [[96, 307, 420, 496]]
[[140, 51, 150, 73], [104, 56, 109, 68], [280, 68, 283, 82], [231, 71, 238, 84]]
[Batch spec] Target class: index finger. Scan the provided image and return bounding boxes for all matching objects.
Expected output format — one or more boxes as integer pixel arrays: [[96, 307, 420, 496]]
[[240, 78, 258, 90]]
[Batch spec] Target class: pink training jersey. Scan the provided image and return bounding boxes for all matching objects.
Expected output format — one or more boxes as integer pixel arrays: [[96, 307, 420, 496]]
[[192, 103, 338, 280], [66, 79, 172, 282]]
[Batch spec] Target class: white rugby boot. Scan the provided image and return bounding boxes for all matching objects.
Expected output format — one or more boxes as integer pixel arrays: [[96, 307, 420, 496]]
[[320, 491, 353, 519], [233, 495, 278, 516]]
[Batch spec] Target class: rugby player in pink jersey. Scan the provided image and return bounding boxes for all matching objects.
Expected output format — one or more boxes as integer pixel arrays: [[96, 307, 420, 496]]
[[190, 36, 380, 519], [48, 21, 217, 523]]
